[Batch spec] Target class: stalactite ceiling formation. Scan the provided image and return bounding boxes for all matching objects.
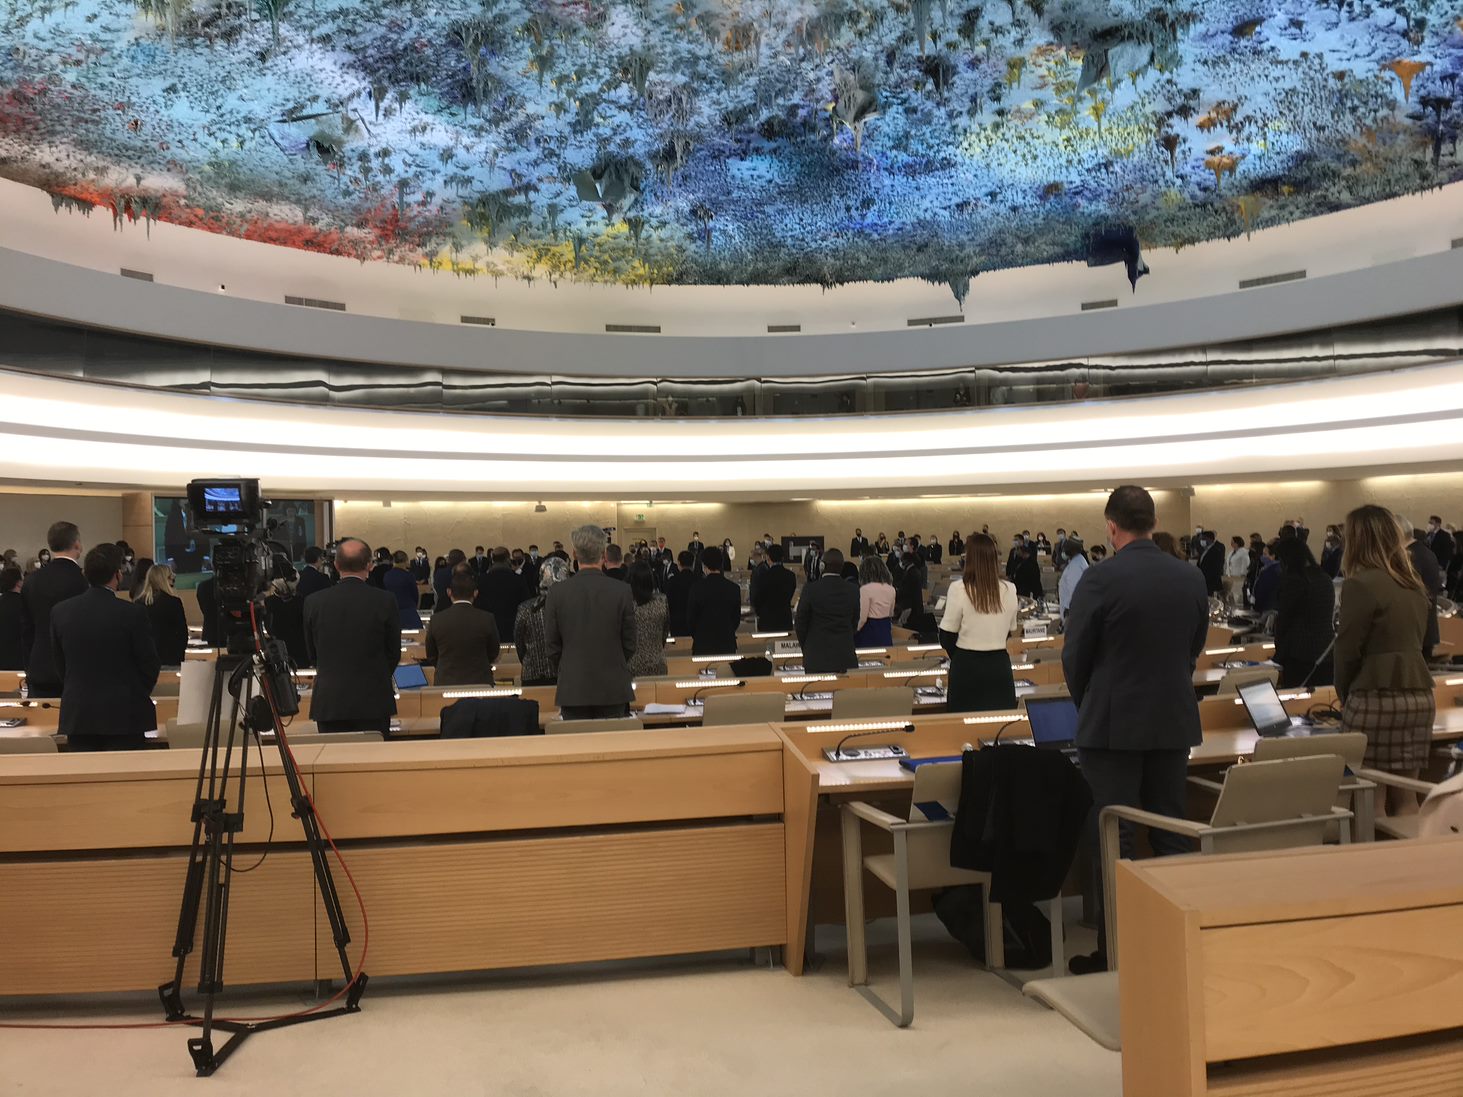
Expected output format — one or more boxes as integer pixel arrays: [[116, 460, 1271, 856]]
[[2, 0, 1461, 300]]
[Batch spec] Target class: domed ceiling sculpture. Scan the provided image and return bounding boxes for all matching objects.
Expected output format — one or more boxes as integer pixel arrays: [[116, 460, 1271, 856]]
[[2, 0, 1460, 300]]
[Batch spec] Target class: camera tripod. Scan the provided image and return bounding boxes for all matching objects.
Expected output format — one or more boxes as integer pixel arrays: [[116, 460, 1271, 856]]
[[157, 636, 367, 1076]]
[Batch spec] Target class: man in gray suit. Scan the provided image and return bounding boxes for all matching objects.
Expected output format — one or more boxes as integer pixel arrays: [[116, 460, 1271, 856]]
[[425, 568, 500, 687], [545, 525, 636, 720], [1062, 485, 1209, 974]]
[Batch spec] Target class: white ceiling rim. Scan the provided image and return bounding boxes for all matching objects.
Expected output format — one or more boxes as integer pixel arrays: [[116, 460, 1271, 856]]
[[4, 362, 1462, 496]]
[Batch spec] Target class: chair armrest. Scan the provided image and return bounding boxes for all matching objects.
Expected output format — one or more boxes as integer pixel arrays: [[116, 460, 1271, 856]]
[[1354, 767, 1435, 795], [1100, 804, 1210, 838], [1186, 776, 1224, 794], [841, 801, 905, 830]]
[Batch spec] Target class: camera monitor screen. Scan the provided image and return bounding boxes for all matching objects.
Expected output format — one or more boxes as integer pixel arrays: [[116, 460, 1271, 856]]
[[187, 479, 260, 528], [203, 486, 242, 514]]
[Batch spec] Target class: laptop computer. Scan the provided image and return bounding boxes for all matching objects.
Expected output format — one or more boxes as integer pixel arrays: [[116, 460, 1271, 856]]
[[1237, 679, 1310, 737], [393, 663, 428, 690], [1023, 696, 1079, 753]]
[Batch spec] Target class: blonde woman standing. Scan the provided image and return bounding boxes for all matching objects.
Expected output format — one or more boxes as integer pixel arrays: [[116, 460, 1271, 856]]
[[1335, 505, 1435, 816], [138, 563, 188, 665], [939, 532, 1019, 711]]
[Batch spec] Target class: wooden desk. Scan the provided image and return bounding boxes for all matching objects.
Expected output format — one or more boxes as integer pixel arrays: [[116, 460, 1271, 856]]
[[0, 727, 819, 995], [1118, 839, 1463, 1097]]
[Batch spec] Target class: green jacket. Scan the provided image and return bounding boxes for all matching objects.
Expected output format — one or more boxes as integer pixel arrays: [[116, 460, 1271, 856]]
[[1334, 567, 1432, 702]]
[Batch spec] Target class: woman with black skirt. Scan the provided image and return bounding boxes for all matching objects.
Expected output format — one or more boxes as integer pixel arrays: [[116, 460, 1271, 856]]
[[938, 532, 1020, 712]]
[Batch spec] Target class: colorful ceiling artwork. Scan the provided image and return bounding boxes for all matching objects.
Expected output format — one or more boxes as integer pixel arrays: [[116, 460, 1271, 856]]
[[1, 0, 1460, 300]]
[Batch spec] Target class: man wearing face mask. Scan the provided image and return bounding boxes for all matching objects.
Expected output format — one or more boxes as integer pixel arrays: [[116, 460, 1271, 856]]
[[1196, 530, 1225, 597], [409, 546, 431, 582], [1005, 535, 1023, 581], [1426, 516, 1454, 576]]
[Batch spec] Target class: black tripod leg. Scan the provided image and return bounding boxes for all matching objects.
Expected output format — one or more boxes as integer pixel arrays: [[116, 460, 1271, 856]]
[[159, 658, 230, 1021]]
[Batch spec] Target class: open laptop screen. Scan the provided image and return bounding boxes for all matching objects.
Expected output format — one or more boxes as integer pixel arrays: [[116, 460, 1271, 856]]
[[1237, 679, 1292, 736], [1025, 697, 1079, 746]]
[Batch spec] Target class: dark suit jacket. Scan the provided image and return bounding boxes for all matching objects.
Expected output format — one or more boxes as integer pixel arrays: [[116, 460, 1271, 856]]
[[543, 569, 635, 707], [383, 567, 423, 629], [475, 566, 528, 641], [195, 576, 220, 647], [297, 566, 332, 605], [795, 575, 859, 673], [686, 573, 742, 655], [1061, 538, 1209, 751], [303, 577, 400, 723], [0, 589, 24, 670], [1197, 541, 1224, 594], [849, 537, 869, 558], [1012, 556, 1043, 600], [1428, 529, 1455, 573], [367, 562, 391, 589], [51, 587, 160, 738], [1408, 540, 1443, 651], [1273, 568, 1335, 679], [142, 590, 189, 665], [665, 569, 699, 637], [20, 557, 87, 693], [265, 593, 309, 668], [426, 600, 501, 687], [751, 564, 796, 632]]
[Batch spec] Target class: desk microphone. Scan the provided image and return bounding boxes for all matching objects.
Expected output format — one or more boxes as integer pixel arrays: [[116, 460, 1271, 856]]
[[824, 722, 915, 761], [990, 718, 1025, 744], [689, 680, 745, 706]]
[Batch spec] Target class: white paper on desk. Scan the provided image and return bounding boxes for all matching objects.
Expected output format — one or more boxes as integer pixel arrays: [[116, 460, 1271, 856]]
[[177, 660, 213, 725], [643, 703, 691, 716]]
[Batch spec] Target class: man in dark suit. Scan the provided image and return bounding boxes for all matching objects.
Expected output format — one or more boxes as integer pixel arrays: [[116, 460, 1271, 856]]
[[1407, 525, 1444, 659], [796, 548, 859, 673], [303, 538, 400, 734], [1427, 516, 1455, 576], [849, 528, 870, 559], [1196, 530, 1225, 596], [1062, 485, 1209, 973], [195, 575, 220, 648], [0, 566, 24, 670], [687, 533, 706, 576], [948, 531, 965, 559], [751, 544, 797, 632], [665, 550, 699, 636], [474, 546, 528, 640], [926, 537, 943, 565], [803, 542, 824, 581], [544, 525, 636, 720], [20, 521, 88, 696], [470, 546, 490, 576], [686, 546, 741, 655], [603, 544, 627, 582], [50, 543, 160, 751], [425, 569, 500, 687], [297, 547, 333, 605], [367, 548, 392, 588]]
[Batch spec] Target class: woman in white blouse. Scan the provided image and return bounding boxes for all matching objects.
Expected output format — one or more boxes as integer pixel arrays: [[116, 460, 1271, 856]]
[[856, 554, 897, 646], [939, 532, 1020, 711]]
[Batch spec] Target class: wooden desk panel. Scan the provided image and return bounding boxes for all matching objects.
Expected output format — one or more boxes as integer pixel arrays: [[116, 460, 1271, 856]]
[[0, 747, 322, 853], [318, 825, 785, 978], [0, 851, 315, 995]]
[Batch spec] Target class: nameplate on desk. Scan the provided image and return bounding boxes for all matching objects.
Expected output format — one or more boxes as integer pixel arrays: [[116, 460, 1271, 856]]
[[823, 744, 908, 762], [1023, 621, 1050, 639]]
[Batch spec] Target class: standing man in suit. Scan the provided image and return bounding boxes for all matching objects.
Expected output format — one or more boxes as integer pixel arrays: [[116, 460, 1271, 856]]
[[1292, 518, 1310, 544], [544, 525, 636, 720], [1196, 530, 1225, 597], [796, 548, 859, 673], [602, 544, 627, 581], [751, 544, 797, 632], [0, 565, 23, 670], [849, 528, 870, 559], [425, 569, 500, 687], [20, 521, 88, 697], [195, 575, 220, 648], [474, 547, 529, 640], [383, 550, 423, 630], [803, 541, 825, 581], [926, 537, 943, 565], [470, 546, 489, 576], [687, 532, 706, 576], [665, 550, 698, 636], [1062, 486, 1209, 973], [1427, 516, 1455, 576], [296, 546, 333, 607], [948, 530, 965, 560], [50, 543, 160, 751], [1406, 522, 1444, 659], [303, 538, 400, 734], [686, 546, 741, 655]]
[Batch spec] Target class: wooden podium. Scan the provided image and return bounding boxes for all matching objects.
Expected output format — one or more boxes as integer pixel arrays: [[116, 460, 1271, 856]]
[[1118, 838, 1463, 1096]]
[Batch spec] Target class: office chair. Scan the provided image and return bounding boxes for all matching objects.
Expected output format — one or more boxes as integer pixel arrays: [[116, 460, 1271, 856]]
[[1214, 665, 1280, 696], [830, 686, 914, 720], [1023, 754, 1351, 1051], [546, 717, 644, 735], [1247, 732, 1372, 840], [0, 735, 58, 754], [700, 692, 786, 727]]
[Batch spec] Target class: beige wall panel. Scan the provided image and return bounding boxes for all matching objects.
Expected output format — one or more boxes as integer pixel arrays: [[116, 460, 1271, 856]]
[[0, 494, 124, 562]]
